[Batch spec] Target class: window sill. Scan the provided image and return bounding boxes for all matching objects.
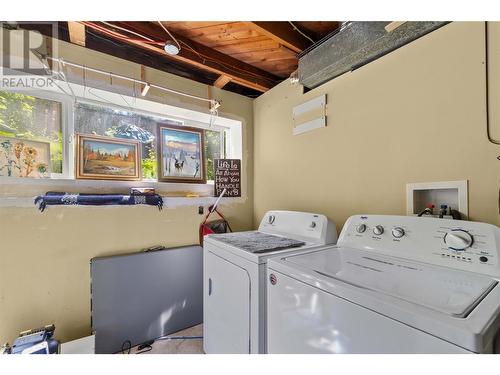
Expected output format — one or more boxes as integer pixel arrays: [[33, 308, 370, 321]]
[[0, 175, 212, 193], [0, 176, 244, 208]]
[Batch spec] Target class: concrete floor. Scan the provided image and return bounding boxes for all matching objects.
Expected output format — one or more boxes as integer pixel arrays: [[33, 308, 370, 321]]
[[131, 324, 204, 354]]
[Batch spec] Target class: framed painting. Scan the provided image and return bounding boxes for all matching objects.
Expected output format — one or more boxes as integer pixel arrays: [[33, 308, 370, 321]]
[[76, 134, 141, 181], [158, 124, 206, 184], [0, 137, 51, 178]]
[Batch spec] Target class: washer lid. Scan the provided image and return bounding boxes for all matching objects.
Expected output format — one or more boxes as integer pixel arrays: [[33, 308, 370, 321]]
[[284, 247, 498, 318]]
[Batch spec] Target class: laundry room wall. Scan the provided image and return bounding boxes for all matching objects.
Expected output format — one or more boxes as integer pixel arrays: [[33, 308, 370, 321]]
[[0, 35, 254, 343], [253, 22, 500, 232]]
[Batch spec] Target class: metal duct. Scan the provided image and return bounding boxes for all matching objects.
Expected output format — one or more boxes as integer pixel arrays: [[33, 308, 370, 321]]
[[298, 21, 448, 89]]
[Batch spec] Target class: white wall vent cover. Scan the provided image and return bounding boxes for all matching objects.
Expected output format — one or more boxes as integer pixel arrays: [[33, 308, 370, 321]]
[[292, 94, 327, 135]]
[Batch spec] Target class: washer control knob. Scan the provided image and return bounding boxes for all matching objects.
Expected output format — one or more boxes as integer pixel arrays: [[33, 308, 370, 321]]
[[268, 215, 275, 224], [356, 224, 367, 233], [373, 225, 384, 236], [392, 227, 405, 238], [444, 229, 473, 251], [310, 221, 317, 228]]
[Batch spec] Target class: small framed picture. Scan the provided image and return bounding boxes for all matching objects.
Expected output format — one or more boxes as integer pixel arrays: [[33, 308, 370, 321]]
[[76, 134, 141, 181], [158, 124, 206, 184], [0, 136, 51, 178]]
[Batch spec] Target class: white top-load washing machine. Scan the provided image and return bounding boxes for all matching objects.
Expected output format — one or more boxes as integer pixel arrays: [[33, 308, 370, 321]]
[[267, 214, 500, 354], [203, 210, 337, 354]]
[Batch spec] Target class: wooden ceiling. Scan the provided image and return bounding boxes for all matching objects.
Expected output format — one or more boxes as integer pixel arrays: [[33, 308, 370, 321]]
[[19, 21, 341, 97]]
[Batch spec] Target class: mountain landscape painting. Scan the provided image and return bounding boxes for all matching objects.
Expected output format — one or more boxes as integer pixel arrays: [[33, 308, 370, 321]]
[[158, 125, 205, 183]]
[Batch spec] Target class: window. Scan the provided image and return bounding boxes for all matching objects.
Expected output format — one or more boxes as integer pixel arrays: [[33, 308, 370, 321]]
[[0, 87, 236, 185], [0, 90, 63, 175], [74, 102, 226, 182]]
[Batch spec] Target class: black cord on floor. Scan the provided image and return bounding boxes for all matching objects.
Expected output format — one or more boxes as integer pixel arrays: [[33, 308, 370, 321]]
[[121, 340, 131, 354], [120, 335, 203, 354], [136, 345, 153, 354]]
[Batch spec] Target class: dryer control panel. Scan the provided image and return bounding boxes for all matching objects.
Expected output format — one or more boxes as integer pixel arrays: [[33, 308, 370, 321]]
[[339, 215, 500, 277], [259, 210, 337, 245]]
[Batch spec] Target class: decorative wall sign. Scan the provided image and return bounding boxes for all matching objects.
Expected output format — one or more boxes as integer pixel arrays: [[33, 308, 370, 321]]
[[214, 159, 241, 197], [76, 134, 141, 180], [158, 125, 206, 184], [0, 137, 51, 178]]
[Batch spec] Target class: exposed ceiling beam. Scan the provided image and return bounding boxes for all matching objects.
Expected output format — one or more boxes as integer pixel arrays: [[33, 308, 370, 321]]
[[19, 22, 220, 86], [213, 75, 231, 89], [97, 22, 281, 92], [245, 22, 312, 53], [67, 21, 86, 47], [16, 22, 265, 98]]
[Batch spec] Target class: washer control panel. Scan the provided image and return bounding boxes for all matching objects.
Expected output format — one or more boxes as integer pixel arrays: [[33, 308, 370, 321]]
[[339, 215, 500, 277]]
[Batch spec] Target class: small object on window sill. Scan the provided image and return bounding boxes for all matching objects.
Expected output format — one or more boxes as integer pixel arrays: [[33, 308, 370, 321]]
[[130, 187, 156, 195], [34, 192, 164, 212]]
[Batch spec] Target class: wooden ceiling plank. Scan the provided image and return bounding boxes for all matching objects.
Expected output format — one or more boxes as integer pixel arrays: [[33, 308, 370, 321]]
[[245, 21, 312, 53], [67, 21, 86, 47], [97, 22, 280, 92], [215, 39, 280, 55], [180, 29, 263, 47], [213, 74, 232, 89], [165, 21, 238, 32], [209, 35, 269, 48]]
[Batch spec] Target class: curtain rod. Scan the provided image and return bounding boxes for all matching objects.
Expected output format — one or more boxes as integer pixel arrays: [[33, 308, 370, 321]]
[[37, 53, 218, 106]]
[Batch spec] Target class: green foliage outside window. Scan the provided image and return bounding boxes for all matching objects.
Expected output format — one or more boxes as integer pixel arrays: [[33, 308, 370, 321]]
[[0, 91, 63, 173], [205, 130, 223, 181]]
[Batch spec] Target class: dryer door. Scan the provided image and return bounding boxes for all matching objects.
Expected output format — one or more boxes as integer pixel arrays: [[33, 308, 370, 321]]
[[204, 251, 251, 353]]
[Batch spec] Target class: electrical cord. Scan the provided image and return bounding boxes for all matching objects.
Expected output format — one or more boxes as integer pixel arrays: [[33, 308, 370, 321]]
[[120, 336, 202, 354], [121, 340, 131, 354], [102, 21, 156, 42], [136, 345, 153, 354], [484, 22, 500, 145], [288, 21, 315, 44], [157, 21, 182, 52]]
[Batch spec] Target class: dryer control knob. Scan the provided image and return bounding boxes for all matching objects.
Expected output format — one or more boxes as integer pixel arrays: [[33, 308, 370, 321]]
[[356, 224, 367, 233], [373, 225, 384, 236], [392, 227, 405, 238], [444, 229, 473, 251]]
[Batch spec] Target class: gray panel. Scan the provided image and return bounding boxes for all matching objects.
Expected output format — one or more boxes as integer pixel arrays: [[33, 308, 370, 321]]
[[90, 245, 203, 354]]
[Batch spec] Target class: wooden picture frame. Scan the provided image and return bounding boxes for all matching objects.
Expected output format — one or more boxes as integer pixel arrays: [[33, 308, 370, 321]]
[[157, 124, 206, 184], [76, 134, 141, 181], [0, 136, 51, 178]]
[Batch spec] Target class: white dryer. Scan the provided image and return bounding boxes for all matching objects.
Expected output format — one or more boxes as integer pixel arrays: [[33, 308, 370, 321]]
[[203, 210, 337, 354], [267, 215, 500, 353]]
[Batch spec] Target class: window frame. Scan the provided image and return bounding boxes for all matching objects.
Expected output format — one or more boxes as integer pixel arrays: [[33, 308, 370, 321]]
[[0, 82, 238, 186]]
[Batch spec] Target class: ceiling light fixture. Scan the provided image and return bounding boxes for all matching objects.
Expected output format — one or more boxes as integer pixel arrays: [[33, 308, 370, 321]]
[[141, 83, 151, 96], [164, 41, 180, 55], [158, 21, 181, 56]]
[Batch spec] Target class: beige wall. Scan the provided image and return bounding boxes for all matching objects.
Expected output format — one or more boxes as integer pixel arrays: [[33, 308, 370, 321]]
[[3, 21, 500, 346], [0, 38, 253, 343], [253, 22, 500, 234]]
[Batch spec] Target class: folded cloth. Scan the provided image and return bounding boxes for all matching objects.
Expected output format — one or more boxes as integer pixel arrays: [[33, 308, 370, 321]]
[[34, 192, 164, 212]]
